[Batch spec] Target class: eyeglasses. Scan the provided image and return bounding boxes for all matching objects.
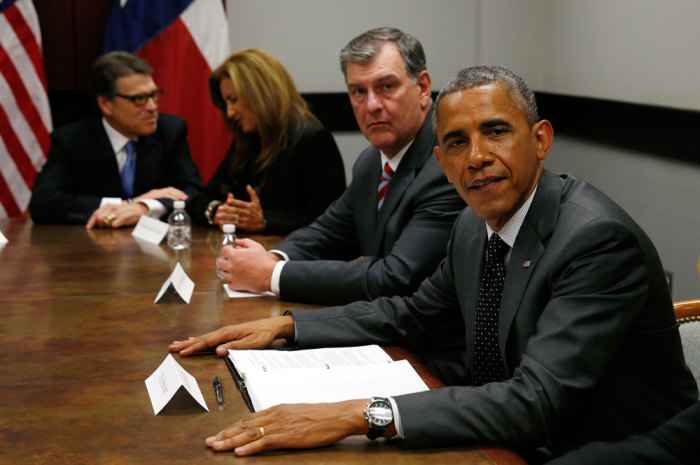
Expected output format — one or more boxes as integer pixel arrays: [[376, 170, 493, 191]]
[[114, 89, 163, 106]]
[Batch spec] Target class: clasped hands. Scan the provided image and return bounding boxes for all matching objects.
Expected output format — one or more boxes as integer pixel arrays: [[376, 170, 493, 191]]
[[86, 186, 187, 229], [169, 317, 375, 455], [214, 185, 266, 232], [217, 238, 282, 294]]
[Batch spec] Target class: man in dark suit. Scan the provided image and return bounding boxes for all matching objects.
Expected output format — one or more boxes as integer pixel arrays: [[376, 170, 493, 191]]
[[215, 28, 463, 305], [29, 51, 202, 228], [170, 66, 697, 461]]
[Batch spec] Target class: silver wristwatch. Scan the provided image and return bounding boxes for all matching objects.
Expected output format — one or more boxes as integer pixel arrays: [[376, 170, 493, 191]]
[[364, 397, 393, 440]]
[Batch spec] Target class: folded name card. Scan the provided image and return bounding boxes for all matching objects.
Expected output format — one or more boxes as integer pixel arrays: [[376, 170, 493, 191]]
[[224, 284, 275, 299], [132, 215, 169, 244], [145, 354, 208, 415], [155, 262, 194, 304]]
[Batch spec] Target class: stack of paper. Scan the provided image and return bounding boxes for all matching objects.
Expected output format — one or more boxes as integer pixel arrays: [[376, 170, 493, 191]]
[[226, 345, 429, 412]]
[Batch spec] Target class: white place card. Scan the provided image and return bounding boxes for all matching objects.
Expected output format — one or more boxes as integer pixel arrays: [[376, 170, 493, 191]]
[[144, 354, 208, 415], [99, 197, 122, 208], [0, 230, 7, 245], [224, 284, 275, 298], [131, 215, 169, 244], [155, 262, 194, 304]]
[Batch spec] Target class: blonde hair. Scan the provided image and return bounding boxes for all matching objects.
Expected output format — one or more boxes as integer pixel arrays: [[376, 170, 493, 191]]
[[209, 48, 320, 177]]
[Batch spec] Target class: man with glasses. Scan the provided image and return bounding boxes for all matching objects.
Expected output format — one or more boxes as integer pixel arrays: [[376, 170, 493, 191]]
[[30, 51, 203, 227]]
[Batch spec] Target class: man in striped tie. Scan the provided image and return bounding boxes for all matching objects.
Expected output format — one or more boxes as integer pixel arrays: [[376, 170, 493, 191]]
[[215, 28, 463, 306], [29, 52, 202, 228]]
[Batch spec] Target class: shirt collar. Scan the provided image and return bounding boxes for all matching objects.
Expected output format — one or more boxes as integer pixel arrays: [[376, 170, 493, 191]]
[[102, 117, 134, 154], [485, 184, 538, 248], [380, 138, 413, 173]]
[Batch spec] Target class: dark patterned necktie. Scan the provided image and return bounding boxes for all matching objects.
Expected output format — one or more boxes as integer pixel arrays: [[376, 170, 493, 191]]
[[121, 140, 136, 198], [377, 162, 393, 212], [473, 233, 509, 386]]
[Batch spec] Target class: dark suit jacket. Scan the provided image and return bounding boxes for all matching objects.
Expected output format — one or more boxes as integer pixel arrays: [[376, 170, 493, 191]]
[[29, 113, 203, 224], [275, 107, 464, 305], [187, 121, 346, 234], [291, 170, 698, 460], [547, 400, 700, 465]]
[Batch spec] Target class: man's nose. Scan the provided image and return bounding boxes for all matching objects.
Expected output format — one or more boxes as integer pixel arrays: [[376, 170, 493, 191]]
[[144, 96, 158, 110], [466, 139, 490, 169], [366, 90, 382, 113]]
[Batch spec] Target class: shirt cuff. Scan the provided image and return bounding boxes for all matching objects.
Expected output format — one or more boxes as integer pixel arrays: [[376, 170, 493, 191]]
[[100, 197, 122, 208], [269, 249, 289, 261], [388, 397, 404, 438], [140, 199, 165, 218], [270, 260, 286, 295]]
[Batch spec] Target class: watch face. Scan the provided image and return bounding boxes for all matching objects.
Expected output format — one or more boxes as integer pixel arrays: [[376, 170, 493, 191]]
[[368, 400, 393, 426]]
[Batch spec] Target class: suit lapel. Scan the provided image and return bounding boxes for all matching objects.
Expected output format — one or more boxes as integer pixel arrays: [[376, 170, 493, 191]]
[[373, 106, 436, 254], [497, 170, 562, 372], [461, 223, 487, 370], [133, 131, 160, 195], [91, 118, 125, 194]]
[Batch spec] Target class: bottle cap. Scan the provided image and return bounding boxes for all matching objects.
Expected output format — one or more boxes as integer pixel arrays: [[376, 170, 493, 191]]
[[173, 200, 185, 209], [222, 224, 236, 233]]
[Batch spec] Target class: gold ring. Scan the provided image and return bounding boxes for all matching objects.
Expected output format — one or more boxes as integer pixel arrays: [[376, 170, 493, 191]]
[[233, 214, 239, 223], [106, 214, 116, 222], [259, 426, 265, 438]]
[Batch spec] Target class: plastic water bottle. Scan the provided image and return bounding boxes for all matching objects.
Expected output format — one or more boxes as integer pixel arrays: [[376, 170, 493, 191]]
[[216, 224, 237, 279], [167, 200, 191, 250]]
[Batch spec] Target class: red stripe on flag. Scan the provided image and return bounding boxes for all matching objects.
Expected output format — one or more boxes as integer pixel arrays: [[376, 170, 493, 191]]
[[0, 42, 50, 156], [0, 102, 36, 187], [4, 4, 48, 90], [0, 168, 22, 218], [136, 18, 231, 183]]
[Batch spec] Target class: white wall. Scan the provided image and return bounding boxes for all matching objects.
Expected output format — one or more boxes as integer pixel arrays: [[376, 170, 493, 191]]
[[542, 0, 700, 111], [227, 0, 478, 92]]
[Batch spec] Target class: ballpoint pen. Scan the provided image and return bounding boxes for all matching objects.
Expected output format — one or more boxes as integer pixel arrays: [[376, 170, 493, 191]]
[[213, 376, 224, 404]]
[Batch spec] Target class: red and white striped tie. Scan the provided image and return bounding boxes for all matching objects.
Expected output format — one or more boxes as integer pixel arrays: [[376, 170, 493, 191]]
[[377, 162, 394, 212]]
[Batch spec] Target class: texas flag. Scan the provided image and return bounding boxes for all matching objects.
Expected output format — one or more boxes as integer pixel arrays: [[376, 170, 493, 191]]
[[103, 0, 231, 183]]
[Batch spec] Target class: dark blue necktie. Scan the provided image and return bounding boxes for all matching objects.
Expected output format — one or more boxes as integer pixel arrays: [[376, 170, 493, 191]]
[[472, 233, 509, 386], [121, 140, 136, 198]]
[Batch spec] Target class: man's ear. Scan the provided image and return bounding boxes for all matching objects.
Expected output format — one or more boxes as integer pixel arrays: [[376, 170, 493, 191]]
[[433, 145, 452, 184], [97, 95, 113, 116], [417, 70, 432, 109], [533, 119, 553, 161]]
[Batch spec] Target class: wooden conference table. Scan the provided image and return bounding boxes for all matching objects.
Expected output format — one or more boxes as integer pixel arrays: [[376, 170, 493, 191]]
[[0, 219, 526, 465]]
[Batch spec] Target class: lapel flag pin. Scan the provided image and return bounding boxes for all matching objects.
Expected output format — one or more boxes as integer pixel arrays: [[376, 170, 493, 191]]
[[522, 260, 531, 268]]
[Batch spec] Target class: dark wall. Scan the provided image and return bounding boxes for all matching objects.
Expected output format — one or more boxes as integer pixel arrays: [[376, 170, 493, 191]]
[[35, 0, 113, 128]]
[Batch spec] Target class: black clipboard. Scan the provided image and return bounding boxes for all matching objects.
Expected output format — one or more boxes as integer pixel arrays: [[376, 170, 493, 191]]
[[224, 355, 256, 412]]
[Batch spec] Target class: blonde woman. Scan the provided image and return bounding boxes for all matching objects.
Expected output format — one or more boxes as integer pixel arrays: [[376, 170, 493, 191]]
[[188, 49, 345, 233]]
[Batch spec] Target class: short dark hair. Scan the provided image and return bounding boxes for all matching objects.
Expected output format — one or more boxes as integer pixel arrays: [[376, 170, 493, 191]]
[[434, 65, 540, 130], [91, 51, 153, 99], [339, 27, 426, 81]]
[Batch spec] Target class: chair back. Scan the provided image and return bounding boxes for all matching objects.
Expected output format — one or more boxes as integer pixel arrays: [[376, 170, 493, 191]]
[[675, 299, 700, 394]]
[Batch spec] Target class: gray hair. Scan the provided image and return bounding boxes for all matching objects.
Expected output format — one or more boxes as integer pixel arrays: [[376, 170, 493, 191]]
[[433, 66, 539, 131], [339, 27, 426, 81], [91, 51, 153, 98]]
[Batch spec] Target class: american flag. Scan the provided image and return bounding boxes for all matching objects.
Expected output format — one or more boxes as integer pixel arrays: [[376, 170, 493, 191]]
[[0, 0, 51, 218]]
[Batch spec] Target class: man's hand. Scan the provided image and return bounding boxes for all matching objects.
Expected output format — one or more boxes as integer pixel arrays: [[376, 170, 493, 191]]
[[205, 400, 369, 456], [169, 315, 295, 356], [86, 202, 148, 229], [215, 186, 266, 232], [217, 238, 281, 293], [133, 186, 188, 201]]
